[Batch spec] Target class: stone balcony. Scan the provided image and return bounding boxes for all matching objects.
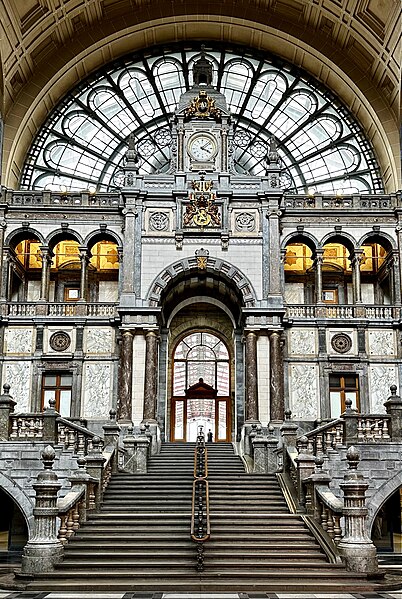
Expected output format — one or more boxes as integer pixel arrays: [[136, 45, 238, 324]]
[[3, 302, 118, 318], [285, 304, 398, 321]]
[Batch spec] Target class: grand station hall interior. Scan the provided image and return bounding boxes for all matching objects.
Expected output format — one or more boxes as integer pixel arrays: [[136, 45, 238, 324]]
[[0, 0, 400, 596]]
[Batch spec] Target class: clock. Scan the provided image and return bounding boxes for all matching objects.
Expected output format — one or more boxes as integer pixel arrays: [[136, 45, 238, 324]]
[[188, 134, 217, 162]]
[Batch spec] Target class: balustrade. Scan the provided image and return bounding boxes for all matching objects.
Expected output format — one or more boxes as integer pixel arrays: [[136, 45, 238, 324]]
[[285, 304, 396, 320], [10, 414, 44, 439], [357, 415, 391, 442], [7, 302, 117, 318]]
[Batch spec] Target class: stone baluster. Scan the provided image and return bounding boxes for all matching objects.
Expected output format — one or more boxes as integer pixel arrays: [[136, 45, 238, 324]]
[[338, 446, 379, 575], [0, 384, 16, 441], [384, 385, 402, 442], [84, 436, 105, 510], [123, 425, 150, 474], [102, 409, 121, 473], [21, 446, 64, 574]]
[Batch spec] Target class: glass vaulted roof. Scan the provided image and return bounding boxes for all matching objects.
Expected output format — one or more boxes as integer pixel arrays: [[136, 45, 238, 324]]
[[20, 44, 384, 195]]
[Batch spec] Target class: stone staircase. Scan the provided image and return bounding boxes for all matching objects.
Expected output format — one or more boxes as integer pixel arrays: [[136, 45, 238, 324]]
[[28, 441, 375, 592]]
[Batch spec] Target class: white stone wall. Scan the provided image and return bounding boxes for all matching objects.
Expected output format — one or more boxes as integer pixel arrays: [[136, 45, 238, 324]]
[[284, 282, 304, 304], [288, 328, 317, 356], [132, 333, 146, 424], [141, 241, 263, 299], [257, 335, 269, 425], [4, 327, 34, 355], [98, 281, 118, 302], [368, 330, 395, 357], [85, 327, 114, 355]]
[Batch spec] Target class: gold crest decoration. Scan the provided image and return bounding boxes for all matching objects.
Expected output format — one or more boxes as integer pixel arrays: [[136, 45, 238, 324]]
[[184, 90, 221, 121], [183, 178, 221, 228]]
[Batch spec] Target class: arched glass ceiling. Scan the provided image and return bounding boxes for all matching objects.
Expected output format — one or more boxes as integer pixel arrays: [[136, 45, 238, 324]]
[[20, 44, 384, 195]]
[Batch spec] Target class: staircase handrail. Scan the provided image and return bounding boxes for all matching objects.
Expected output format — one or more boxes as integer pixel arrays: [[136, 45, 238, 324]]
[[57, 416, 100, 439], [57, 485, 86, 546], [190, 427, 210, 572], [57, 416, 102, 455]]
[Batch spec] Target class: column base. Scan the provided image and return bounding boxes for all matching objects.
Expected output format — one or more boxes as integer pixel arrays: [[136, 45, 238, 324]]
[[21, 541, 64, 574]]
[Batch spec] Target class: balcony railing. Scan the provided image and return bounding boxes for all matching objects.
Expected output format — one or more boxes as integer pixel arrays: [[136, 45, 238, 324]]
[[285, 304, 398, 320], [6, 302, 118, 317]]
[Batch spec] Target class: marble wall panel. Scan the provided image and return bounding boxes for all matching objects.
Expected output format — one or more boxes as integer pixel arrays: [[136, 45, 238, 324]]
[[289, 363, 318, 420], [4, 328, 34, 355], [368, 330, 395, 356], [85, 328, 114, 355], [3, 362, 31, 411], [82, 362, 112, 418], [369, 365, 397, 413], [27, 280, 41, 301], [361, 283, 375, 304], [289, 329, 316, 356]]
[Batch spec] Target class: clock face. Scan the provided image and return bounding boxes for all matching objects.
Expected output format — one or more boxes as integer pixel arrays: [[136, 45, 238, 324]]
[[189, 135, 216, 161]]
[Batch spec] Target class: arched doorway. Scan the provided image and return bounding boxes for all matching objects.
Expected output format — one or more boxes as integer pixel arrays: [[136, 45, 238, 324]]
[[170, 332, 231, 442]]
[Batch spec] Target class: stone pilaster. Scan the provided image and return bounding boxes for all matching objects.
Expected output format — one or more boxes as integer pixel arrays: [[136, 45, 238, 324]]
[[269, 330, 284, 422], [143, 330, 159, 421], [244, 330, 258, 422], [21, 446, 64, 574], [78, 246, 89, 302], [267, 207, 282, 300], [117, 329, 134, 422], [120, 204, 137, 299]]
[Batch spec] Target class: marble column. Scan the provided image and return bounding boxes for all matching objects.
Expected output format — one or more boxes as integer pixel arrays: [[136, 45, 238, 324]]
[[245, 330, 258, 422], [117, 329, 134, 422], [351, 249, 363, 305], [314, 249, 324, 304], [78, 246, 89, 302], [270, 330, 285, 422], [39, 246, 51, 301], [0, 221, 6, 300], [143, 330, 159, 421]]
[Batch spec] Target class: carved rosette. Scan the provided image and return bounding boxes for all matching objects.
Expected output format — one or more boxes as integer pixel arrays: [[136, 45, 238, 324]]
[[331, 333, 352, 354], [49, 331, 71, 352]]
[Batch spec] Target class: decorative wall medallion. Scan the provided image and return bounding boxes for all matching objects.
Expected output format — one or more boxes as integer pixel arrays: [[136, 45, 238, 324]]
[[149, 212, 169, 231], [235, 212, 255, 232], [331, 333, 352, 354], [49, 331, 71, 352]]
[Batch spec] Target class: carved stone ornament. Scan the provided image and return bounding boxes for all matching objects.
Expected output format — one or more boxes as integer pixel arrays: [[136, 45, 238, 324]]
[[184, 90, 221, 121], [149, 212, 169, 231], [49, 331, 71, 352], [331, 333, 352, 354], [195, 248, 209, 270], [235, 212, 255, 232], [183, 178, 221, 228]]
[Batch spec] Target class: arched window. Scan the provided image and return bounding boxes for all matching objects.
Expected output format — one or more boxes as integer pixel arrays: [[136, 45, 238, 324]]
[[20, 44, 383, 195], [173, 332, 229, 396]]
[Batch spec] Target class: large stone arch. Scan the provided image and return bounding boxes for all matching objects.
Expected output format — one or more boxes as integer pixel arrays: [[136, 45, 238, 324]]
[[281, 231, 319, 254], [0, 472, 34, 537], [367, 473, 402, 537], [146, 255, 257, 310]]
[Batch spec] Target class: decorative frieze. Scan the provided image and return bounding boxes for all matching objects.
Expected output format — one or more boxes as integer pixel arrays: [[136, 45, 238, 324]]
[[85, 328, 114, 355], [4, 328, 34, 355], [289, 329, 316, 356], [3, 362, 31, 411], [289, 364, 318, 420], [82, 362, 112, 418], [368, 330, 395, 356], [369, 365, 397, 413]]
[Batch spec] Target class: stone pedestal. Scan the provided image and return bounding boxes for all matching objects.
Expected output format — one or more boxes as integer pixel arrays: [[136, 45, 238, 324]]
[[252, 426, 279, 474], [21, 446, 64, 574], [338, 446, 379, 575], [123, 427, 150, 473], [0, 384, 16, 441], [295, 436, 316, 512]]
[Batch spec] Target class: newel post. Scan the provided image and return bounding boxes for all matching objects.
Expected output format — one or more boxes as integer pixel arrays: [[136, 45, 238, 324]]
[[102, 409, 121, 473], [84, 436, 105, 510], [337, 446, 379, 575], [21, 446, 64, 574], [384, 385, 402, 442], [0, 384, 16, 440]]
